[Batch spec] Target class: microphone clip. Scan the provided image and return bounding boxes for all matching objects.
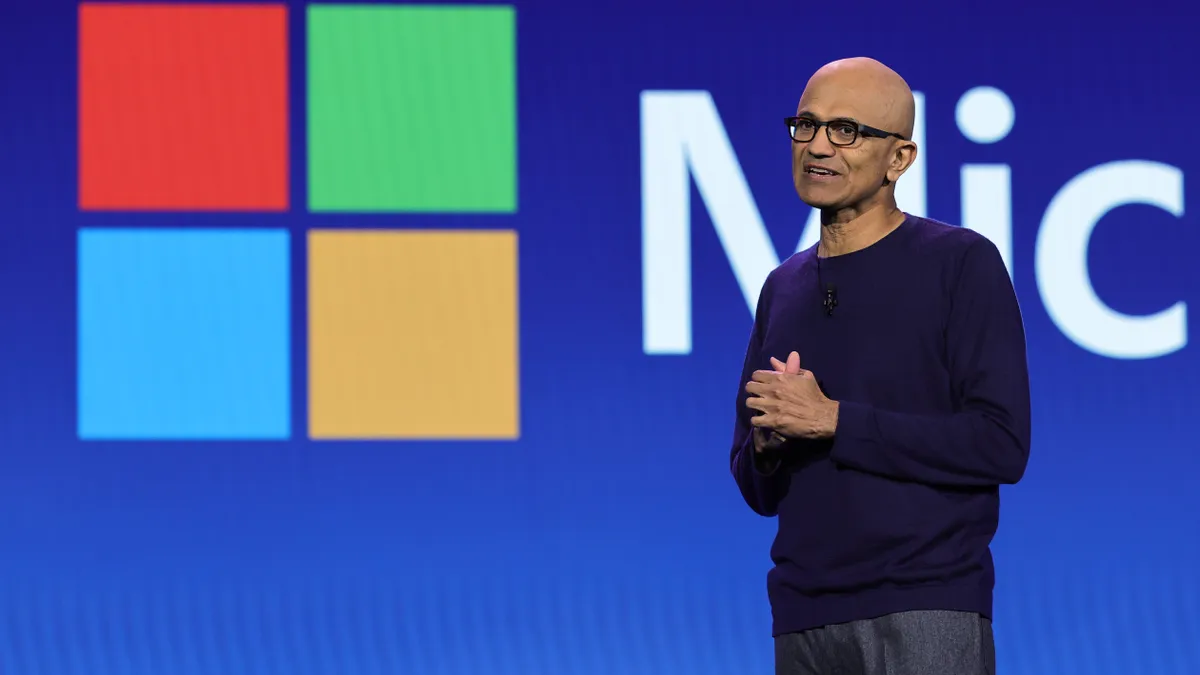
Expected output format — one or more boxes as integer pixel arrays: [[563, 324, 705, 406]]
[[823, 284, 838, 317]]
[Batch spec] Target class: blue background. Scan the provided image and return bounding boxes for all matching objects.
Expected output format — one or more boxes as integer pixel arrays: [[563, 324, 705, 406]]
[[2, 0, 1199, 673]]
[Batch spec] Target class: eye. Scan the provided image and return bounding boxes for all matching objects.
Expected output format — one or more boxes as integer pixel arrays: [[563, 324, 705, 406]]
[[831, 122, 857, 142], [795, 119, 816, 132]]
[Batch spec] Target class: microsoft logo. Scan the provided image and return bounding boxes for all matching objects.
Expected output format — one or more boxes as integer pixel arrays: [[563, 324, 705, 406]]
[[77, 3, 519, 441]]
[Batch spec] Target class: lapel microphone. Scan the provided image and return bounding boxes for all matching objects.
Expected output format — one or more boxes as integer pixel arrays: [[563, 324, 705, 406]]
[[823, 283, 838, 317]]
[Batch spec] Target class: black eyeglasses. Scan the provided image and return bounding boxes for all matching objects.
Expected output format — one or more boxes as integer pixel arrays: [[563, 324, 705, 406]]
[[784, 116, 907, 146]]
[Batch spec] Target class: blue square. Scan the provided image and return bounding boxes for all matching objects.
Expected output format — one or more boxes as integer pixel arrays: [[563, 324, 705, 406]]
[[78, 229, 291, 440]]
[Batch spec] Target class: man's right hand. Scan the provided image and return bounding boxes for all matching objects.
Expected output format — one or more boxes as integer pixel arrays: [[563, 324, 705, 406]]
[[752, 351, 802, 454]]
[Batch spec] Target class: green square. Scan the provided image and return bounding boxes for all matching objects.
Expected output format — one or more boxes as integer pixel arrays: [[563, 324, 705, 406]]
[[307, 4, 516, 213]]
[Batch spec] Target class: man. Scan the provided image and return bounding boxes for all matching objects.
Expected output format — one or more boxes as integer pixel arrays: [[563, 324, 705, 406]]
[[730, 57, 1031, 675]]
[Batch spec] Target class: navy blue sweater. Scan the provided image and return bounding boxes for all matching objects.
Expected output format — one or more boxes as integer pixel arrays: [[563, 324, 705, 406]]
[[730, 214, 1031, 636]]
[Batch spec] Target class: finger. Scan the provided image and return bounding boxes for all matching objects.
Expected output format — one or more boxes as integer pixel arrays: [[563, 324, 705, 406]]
[[770, 356, 786, 372], [751, 369, 779, 383], [786, 351, 801, 374], [745, 396, 771, 413], [749, 414, 772, 427], [746, 380, 778, 394]]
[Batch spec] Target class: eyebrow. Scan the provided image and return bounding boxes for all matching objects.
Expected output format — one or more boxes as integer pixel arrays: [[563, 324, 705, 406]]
[[795, 112, 860, 124]]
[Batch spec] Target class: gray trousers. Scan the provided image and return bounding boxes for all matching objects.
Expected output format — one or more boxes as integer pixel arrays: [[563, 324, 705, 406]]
[[774, 610, 995, 675]]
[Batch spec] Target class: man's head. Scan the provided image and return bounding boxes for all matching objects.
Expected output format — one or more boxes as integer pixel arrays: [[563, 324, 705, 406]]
[[789, 57, 918, 217]]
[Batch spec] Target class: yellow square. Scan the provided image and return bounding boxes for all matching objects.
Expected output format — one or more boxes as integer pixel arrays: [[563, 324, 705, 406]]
[[308, 230, 519, 439]]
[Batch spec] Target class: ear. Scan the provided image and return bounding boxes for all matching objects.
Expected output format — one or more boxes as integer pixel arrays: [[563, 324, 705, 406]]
[[886, 141, 918, 184]]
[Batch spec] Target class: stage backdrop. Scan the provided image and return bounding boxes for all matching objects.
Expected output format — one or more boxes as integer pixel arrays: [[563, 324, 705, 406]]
[[1, 1, 1197, 673]]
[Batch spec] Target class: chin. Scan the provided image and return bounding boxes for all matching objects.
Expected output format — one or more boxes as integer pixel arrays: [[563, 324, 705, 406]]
[[794, 185, 843, 210]]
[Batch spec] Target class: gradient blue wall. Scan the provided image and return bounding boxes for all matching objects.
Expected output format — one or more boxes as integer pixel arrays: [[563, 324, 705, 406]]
[[1, 1, 1198, 673]]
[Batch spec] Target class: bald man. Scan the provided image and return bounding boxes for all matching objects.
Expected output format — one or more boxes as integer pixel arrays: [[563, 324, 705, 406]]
[[729, 58, 1030, 675]]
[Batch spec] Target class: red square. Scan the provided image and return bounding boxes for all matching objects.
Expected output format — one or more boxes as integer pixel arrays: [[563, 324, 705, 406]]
[[79, 3, 289, 211]]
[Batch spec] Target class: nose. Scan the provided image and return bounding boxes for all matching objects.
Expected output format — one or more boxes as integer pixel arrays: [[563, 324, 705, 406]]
[[805, 127, 836, 157]]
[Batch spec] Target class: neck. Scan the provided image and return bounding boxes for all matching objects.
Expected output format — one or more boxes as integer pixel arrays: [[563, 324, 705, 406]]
[[817, 199, 906, 258]]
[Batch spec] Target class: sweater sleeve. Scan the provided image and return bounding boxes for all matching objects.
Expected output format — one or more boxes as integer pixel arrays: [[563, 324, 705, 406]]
[[829, 237, 1032, 488], [730, 278, 791, 516]]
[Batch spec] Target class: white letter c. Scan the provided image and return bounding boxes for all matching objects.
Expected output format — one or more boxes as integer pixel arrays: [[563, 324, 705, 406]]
[[1036, 160, 1186, 359]]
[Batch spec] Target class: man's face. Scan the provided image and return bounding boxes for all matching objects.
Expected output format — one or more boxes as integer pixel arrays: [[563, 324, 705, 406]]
[[790, 85, 902, 211]]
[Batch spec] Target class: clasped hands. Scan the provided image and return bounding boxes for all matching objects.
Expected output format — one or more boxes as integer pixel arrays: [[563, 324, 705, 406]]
[[745, 351, 839, 452]]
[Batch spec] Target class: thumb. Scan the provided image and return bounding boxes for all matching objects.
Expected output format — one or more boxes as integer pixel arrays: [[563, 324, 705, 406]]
[[770, 356, 786, 372], [786, 351, 801, 374]]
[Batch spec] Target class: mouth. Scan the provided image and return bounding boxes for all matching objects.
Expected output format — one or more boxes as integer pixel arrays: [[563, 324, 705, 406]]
[[803, 165, 840, 177]]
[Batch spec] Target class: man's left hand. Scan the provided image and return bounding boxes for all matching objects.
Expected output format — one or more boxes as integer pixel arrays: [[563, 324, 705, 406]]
[[745, 354, 839, 440]]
